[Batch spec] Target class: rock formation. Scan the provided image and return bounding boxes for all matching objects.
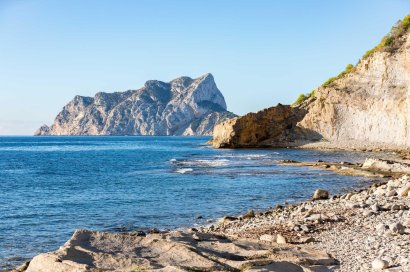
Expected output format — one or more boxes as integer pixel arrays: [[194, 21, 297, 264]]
[[212, 15, 410, 149], [212, 104, 320, 148], [35, 73, 236, 136], [21, 229, 337, 272]]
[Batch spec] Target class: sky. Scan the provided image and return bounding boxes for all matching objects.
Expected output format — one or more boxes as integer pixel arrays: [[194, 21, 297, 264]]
[[0, 0, 409, 135]]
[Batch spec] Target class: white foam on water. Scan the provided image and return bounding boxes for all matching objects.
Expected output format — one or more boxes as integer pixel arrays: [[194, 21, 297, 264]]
[[175, 168, 194, 174], [190, 159, 230, 167]]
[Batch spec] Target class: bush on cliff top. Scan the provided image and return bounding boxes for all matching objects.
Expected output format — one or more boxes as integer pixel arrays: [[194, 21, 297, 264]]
[[322, 63, 354, 88], [362, 14, 410, 60], [292, 89, 316, 106], [292, 14, 410, 106]]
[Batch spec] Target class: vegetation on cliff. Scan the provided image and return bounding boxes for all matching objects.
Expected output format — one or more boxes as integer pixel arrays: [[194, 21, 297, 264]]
[[292, 63, 354, 106], [292, 14, 410, 107], [292, 90, 316, 106], [321, 64, 354, 88], [362, 14, 410, 60]]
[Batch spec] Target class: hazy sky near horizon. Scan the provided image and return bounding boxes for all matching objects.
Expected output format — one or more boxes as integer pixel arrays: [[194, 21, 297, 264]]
[[1, 0, 409, 135]]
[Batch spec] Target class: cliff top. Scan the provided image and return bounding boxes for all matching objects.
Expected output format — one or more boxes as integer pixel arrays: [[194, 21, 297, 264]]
[[292, 14, 410, 106]]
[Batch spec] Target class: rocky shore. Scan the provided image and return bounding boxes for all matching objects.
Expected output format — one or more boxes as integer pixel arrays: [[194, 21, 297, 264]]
[[14, 158, 410, 272], [206, 175, 410, 272]]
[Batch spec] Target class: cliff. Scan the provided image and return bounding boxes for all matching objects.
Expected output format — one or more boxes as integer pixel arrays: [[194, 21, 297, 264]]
[[212, 15, 410, 149], [212, 104, 321, 148], [36, 73, 236, 136]]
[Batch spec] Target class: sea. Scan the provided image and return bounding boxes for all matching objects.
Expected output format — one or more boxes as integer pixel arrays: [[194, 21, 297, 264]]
[[0, 136, 380, 269]]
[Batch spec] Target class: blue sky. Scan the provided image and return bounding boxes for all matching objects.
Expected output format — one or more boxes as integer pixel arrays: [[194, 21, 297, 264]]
[[0, 0, 409, 135]]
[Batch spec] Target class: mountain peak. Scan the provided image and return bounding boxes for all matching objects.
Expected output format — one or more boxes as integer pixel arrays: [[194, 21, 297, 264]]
[[36, 74, 236, 136]]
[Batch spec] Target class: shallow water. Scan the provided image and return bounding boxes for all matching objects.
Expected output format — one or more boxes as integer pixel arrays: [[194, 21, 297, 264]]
[[0, 136, 379, 269]]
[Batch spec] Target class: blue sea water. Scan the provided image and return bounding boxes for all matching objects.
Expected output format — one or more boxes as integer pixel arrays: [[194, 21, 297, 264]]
[[0, 136, 379, 269]]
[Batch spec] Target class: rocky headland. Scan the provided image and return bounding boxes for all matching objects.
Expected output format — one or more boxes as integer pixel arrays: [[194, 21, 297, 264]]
[[212, 16, 410, 150], [36, 73, 236, 136]]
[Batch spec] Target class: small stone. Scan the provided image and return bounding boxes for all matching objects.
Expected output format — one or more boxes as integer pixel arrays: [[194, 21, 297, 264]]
[[305, 213, 323, 221], [347, 202, 361, 209], [371, 204, 380, 212], [298, 206, 307, 213], [276, 234, 287, 244], [192, 233, 201, 241], [135, 231, 146, 237], [376, 223, 388, 233], [391, 204, 403, 211], [299, 237, 315, 243], [243, 210, 256, 219], [386, 190, 397, 197], [371, 258, 389, 269], [300, 224, 310, 232], [312, 189, 329, 200], [363, 210, 375, 217], [148, 228, 160, 234], [398, 184, 410, 197], [259, 234, 276, 242], [389, 222, 405, 234]]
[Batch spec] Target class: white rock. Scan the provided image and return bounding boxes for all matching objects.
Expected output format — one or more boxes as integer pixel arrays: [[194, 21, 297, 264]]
[[398, 185, 410, 197], [386, 190, 397, 197], [371, 259, 389, 269], [371, 204, 380, 212], [259, 234, 276, 242], [276, 234, 287, 244], [376, 223, 387, 233]]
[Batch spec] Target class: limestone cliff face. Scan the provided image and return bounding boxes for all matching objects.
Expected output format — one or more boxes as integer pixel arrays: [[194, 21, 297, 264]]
[[36, 74, 236, 136], [212, 18, 410, 149], [298, 35, 410, 147]]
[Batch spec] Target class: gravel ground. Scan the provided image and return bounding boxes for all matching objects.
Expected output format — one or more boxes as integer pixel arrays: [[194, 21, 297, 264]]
[[206, 175, 410, 271]]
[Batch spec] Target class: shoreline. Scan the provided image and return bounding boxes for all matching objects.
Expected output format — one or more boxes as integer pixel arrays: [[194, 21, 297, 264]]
[[13, 157, 410, 272]]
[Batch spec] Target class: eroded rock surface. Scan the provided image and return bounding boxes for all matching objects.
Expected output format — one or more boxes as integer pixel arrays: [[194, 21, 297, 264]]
[[212, 104, 320, 148], [22, 229, 336, 272], [36, 73, 236, 136]]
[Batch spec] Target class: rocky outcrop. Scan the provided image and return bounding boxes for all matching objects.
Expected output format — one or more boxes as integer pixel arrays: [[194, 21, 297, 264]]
[[212, 16, 410, 149], [35, 73, 236, 136], [22, 229, 337, 272], [212, 104, 321, 148]]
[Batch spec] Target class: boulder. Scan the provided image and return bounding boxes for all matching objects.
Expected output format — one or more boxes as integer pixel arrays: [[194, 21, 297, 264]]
[[312, 189, 329, 200]]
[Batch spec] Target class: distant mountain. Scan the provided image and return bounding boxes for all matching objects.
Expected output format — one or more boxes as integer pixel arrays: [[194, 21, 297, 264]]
[[36, 73, 236, 136]]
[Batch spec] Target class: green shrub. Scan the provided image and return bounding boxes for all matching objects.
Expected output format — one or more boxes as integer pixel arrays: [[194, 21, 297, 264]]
[[362, 14, 410, 60], [292, 94, 308, 106], [321, 64, 354, 87], [292, 89, 317, 106], [398, 14, 410, 33]]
